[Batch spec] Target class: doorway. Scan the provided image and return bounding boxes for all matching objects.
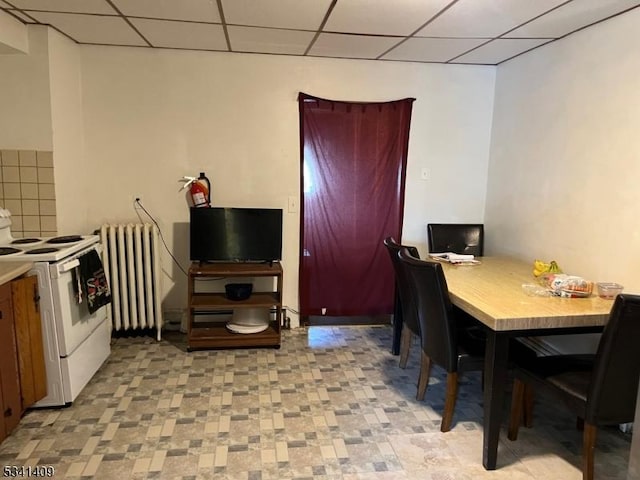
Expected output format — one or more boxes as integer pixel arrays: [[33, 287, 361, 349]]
[[297, 93, 414, 326]]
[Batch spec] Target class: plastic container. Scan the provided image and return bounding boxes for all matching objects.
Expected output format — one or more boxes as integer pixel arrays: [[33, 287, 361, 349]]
[[225, 283, 253, 301], [522, 283, 552, 297], [541, 274, 593, 297], [596, 282, 624, 299]]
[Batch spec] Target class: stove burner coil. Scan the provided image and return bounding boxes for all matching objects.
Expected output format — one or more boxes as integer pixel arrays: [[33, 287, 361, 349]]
[[0, 247, 22, 256], [11, 238, 42, 245], [46, 235, 83, 244], [25, 247, 60, 254]]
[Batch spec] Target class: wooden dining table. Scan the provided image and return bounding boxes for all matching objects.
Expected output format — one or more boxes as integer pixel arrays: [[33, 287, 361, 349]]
[[438, 256, 614, 470]]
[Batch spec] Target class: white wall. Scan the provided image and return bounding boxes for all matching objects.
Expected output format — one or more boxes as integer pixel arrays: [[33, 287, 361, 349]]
[[0, 25, 52, 150], [0, 24, 495, 326], [0, 9, 28, 54], [47, 29, 89, 233], [77, 47, 496, 322], [487, 8, 640, 293]]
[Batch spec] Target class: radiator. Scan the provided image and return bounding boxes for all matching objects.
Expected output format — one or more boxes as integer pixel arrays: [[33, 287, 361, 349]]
[[100, 223, 162, 340]]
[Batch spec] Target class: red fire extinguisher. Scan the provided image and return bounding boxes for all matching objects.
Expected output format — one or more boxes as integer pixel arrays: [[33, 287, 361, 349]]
[[181, 172, 211, 208]]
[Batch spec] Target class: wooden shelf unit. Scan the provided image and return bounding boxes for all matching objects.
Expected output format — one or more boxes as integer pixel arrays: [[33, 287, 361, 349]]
[[187, 262, 283, 350]]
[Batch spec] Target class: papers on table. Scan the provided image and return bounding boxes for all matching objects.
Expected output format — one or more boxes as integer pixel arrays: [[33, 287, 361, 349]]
[[428, 252, 480, 265]]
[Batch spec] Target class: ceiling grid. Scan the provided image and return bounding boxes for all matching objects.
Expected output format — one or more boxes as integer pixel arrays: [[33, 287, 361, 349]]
[[1, 0, 638, 65]]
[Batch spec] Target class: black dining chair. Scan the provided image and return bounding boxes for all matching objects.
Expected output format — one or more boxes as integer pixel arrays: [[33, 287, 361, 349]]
[[507, 293, 640, 480], [383, 237, 421, 367], [398, 247, 485, 432], [427, 223, 484, 256]]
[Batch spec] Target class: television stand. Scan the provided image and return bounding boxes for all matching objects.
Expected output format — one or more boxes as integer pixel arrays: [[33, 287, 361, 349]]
[[187, 261, 283, 350]]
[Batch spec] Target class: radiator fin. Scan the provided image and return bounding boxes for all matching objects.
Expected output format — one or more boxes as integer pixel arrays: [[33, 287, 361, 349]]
[[100, 223, 162, 340]]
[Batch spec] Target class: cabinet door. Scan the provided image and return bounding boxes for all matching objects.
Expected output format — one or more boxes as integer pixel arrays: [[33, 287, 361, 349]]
[[0, 382, 5, 441], [0, 283, 22, 436], [11, 276, 47, 410]]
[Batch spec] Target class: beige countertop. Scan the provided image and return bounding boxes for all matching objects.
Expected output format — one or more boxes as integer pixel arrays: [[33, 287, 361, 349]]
[[440, 256, 613, 331], [0, 262, 33, 285]]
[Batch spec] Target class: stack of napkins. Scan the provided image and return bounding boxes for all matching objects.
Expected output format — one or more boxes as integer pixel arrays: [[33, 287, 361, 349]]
[[428, 252, 480, 264]]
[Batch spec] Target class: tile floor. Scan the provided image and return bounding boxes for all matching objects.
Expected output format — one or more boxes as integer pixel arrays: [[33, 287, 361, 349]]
[[0, 326, 633, 479]]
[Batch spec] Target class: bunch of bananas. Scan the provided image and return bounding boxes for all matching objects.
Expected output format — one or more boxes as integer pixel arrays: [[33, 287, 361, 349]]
[[533, 259, 562, 277]]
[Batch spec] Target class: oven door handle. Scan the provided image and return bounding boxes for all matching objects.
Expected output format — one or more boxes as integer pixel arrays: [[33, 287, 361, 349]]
[[51, 258, 80, 278]]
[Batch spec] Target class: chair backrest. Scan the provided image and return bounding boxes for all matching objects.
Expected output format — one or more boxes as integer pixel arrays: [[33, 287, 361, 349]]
[[427, 224, 484, 256], [383, 237, 420, 335], [586, 293, 640, 425], [398, 247, 458, 371]]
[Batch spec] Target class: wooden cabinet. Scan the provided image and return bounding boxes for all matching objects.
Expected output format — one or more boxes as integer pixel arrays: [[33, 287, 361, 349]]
[[0, 283, 22, 442], [0, 276, 46, 444], [187, 262, 283, 350], [12, 276, 47, 408]]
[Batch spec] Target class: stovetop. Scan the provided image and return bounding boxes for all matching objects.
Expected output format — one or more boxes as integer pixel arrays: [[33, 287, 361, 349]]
[[0, 234, 100, 263]]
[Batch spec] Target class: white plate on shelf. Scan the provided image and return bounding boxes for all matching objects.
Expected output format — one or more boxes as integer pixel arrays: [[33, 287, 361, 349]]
[[226, 323, 269, 334], [231, 308, 270, 326]]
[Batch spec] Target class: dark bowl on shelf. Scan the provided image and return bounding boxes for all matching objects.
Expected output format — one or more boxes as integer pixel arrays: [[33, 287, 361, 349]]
[[225, 283, 253, 301]]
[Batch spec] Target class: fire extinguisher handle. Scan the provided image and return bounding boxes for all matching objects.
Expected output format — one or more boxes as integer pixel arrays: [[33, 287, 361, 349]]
[[198, 172, 211, 205], [179, 176, 196, 191]]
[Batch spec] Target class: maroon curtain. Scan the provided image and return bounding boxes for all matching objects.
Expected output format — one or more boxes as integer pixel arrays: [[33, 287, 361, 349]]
[[298, 93, 414, 316]]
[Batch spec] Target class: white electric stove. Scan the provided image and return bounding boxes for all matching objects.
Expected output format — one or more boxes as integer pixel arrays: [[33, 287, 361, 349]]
[[0, 209, 111, 407], [0, 233, 101, 262]]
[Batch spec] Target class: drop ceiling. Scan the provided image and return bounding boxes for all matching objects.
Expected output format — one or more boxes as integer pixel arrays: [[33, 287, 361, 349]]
[[1, 0, 639, 65]]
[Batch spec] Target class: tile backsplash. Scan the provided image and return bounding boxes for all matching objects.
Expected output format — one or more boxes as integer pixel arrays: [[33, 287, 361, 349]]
[[0, 149, 57, 238]]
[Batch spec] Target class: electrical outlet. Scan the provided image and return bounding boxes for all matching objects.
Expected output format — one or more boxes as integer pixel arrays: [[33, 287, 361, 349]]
[[288, 195, 298, 213], [132, 195, 143, 209]]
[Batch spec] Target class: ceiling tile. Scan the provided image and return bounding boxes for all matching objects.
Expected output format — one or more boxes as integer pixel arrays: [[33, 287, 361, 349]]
[[417, 0, 567, 37], [505, 0, 640, 38], [2, 0, 638, 65], [131, 18, 227, 50], [308, 33, 400, 59], [9, 0, 116, 15], [325, 0, 452, 36], [28, 11, 147, 46], [452, 38, 552, 64], [5, 9, 36, 22], [222, 0, 332, 30], [228, 26, 314, 55], [112, 0, 220, 23], [382, 37, 487, 63]]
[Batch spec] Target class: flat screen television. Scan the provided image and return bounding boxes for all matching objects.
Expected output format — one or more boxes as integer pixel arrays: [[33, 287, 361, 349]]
[[190, 207, 283, 263]]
